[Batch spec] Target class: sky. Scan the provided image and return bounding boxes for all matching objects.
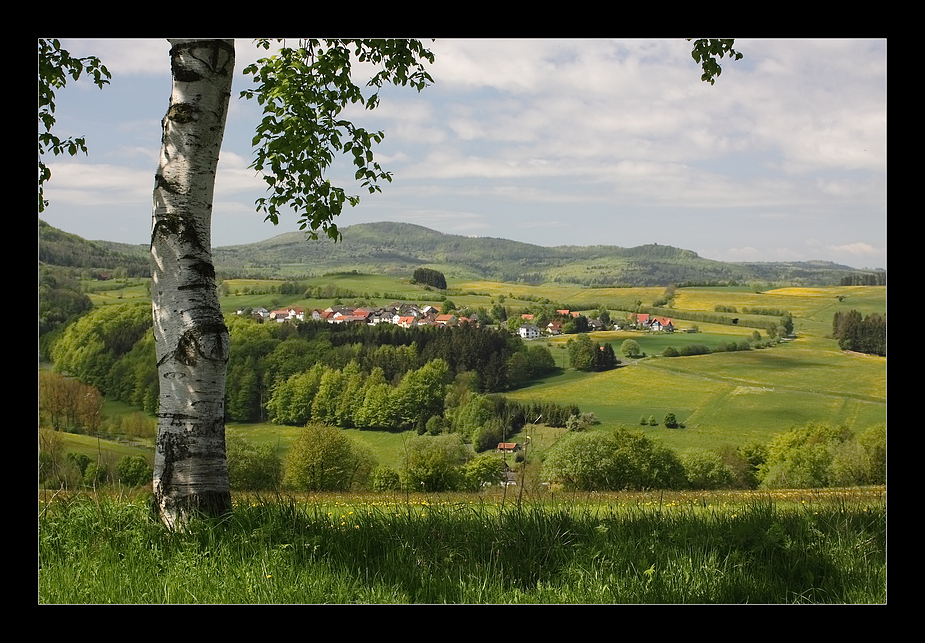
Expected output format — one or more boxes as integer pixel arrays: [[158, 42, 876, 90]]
[[41, 38, 887, 270]]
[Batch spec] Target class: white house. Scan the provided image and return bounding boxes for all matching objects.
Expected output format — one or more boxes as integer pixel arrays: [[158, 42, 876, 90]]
[[519, 324, 541, 339]]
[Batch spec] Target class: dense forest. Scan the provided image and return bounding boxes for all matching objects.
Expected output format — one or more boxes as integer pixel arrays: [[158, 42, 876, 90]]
[[48, 303, 575, 449]]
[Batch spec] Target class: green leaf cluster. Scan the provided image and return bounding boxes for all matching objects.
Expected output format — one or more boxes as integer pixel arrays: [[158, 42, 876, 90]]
[[688, 38, 743, 85], [241, 39, 434, 241], [38, 39, 111, 212]]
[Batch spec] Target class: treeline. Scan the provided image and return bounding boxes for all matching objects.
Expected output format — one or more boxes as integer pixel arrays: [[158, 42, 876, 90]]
[[266, 359, 578, 452], [39, 220, 150, 277], [714, 304, 791, 317], [47, 303, 561, 425], [542, 421, 885, 491], [832, 310, 886, 356], [840, 272, 886, 286]]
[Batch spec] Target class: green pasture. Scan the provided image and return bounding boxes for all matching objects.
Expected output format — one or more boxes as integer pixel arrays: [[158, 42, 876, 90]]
[[45, 430, 153, 465], [82, 278, 151, 306], [509, 327, 885, 454], [453, 279, 666, 312]]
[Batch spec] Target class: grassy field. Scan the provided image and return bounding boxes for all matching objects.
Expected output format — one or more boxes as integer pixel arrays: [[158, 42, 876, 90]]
[[38, 488, 886, 604], [504, 284, 886, 453]]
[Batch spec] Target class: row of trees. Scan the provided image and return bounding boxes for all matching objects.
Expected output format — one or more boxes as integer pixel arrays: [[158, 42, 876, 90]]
[[267, 358, 451, 432], [266, 355, 579, 451], [38, 372, 103, 433], [227, 418, 884, 494], [832, 310, 886, 356], [542, 421, 885, 491], [229, 425, 507, 493], [839, 272, 886, 286]]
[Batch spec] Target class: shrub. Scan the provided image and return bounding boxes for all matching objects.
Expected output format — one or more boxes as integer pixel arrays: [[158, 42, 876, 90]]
[[227, 435, 282, 491], [83, 461, 110, 487], [543, 428, 685, 491], [368, 465, 401, 491], [682, 449, 735, 489], [678, 343, 711, 356], [462, 452, 506, 491], [66, 452, 92, 477], [284, 423, 375, 491], [758, 422, 852, 489], [400, 433, 469, 492], [718, 441, 768, 489], [116, 455, 152, 487]]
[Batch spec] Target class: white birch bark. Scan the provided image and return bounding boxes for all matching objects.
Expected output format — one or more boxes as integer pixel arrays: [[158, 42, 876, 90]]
[[151, 39, 234, 528]]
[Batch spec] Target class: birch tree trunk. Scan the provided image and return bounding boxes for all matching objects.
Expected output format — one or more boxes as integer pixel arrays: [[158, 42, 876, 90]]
[[151, 39, 234, 529]]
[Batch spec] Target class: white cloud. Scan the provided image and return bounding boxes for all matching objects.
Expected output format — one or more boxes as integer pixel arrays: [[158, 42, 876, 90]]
[[827, 241, 881, 257], [43, 161, 151, 205]]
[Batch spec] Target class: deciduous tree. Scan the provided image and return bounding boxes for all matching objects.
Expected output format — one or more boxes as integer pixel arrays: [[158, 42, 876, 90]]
[[148, 39, 434, 527]]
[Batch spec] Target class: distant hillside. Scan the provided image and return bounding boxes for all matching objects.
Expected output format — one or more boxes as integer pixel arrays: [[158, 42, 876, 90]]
[[39, 220, 885, 288], [211, 221, 884, 287], [39, 220, 150, 277]]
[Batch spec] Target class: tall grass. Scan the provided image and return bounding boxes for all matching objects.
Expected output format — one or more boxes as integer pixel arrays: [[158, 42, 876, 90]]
[[38, 490, 885, 604]]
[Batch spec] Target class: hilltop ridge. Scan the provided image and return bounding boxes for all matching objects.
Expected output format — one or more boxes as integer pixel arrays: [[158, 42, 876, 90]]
[[40, 220, 884, 288]]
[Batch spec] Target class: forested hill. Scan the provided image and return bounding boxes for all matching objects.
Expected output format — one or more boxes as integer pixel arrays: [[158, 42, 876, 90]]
[[39, 220, 885, 287], [211, 221, 884, 287], [39, 220, 151, 277]]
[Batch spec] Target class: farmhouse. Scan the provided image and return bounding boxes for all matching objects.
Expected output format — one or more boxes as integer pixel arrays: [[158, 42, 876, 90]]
[[435, 314, 456, 327], [519, 324, 542, 339], [497, 442, 521, 453], [649, 317, 674, 332]]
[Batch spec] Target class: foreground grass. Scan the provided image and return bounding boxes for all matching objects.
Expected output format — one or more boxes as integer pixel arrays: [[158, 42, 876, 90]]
[[39, 488, 886, 604]]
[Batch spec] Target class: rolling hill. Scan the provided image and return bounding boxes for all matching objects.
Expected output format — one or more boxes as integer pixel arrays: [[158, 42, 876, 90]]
[[40, 220, 884, 288]]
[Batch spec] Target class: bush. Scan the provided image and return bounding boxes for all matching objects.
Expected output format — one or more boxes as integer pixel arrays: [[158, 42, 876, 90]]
[[758, 422, 853, 489], [682, 449, 735, 489], [718, 442, 768, 489], [543, 428, 685, 491], [83, 461, 110, 487], [227, 435, 282, 491], [284, 423, 375, 491], [678, 343, 711, 356], [400, 433, 469, 492], [369, 465, 401, 491], [462, 452, 506, 491], [116, 455, 152, 487]]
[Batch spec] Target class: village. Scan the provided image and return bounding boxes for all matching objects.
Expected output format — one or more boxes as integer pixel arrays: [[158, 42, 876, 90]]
[[236, 302, 676, 339]]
